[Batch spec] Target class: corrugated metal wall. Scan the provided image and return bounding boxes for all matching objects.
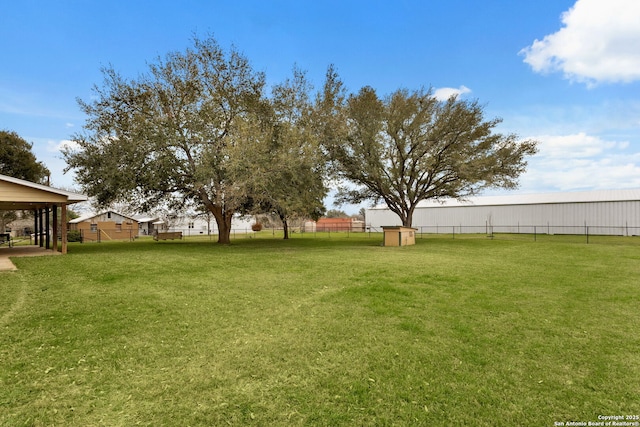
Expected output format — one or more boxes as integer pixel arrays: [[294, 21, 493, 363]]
[[367, 200, 640, 235]]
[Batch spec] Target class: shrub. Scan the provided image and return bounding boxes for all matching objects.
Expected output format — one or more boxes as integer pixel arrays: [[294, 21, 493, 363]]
[[67, 230, 83, 242]]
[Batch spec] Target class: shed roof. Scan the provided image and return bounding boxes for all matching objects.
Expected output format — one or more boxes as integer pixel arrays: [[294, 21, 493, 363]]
[[0, 174, 88, 210], [369, 188, 640, 210]]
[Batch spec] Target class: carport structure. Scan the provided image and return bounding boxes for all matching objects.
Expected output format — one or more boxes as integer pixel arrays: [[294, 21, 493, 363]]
[[0, 174, 88, 254]]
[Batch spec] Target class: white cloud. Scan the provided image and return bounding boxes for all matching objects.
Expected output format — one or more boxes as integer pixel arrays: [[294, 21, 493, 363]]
[[520, 0, 640, 85], [518, 133, 640, 191], [536, 132, 626, 158], [434, 85, 471, 101], [522, 155, 640, 191], [47, 139, 79, 153]]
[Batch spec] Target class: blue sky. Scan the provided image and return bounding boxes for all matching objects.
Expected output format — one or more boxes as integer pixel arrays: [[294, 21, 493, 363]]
[[2, 0, 639, 211]]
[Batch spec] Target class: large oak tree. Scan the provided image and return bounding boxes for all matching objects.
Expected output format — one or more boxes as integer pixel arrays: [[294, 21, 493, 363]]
[[63, 36, 268, 244], [324, 85, 538, 227], [243, 67, 327, 239]]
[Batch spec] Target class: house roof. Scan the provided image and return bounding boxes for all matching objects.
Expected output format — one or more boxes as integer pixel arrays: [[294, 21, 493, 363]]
[[133, 215, 161, 224], [368, 188, 640, 210], [0, 173, 88, 210], [69, 210, 139, 223]]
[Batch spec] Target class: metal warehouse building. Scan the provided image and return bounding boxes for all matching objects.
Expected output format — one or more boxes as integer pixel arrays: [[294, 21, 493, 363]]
[[366, 189, 640, 236]]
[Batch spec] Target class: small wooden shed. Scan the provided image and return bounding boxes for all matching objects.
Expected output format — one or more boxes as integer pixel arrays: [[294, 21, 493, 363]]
[[381, 226, 417, 247]]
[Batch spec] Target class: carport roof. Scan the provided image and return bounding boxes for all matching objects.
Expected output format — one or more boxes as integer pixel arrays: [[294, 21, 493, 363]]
[[0, 174, 88, 210]]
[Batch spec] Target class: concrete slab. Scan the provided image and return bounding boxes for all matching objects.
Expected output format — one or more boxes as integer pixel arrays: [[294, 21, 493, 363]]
[[0, 246, 60, 271]]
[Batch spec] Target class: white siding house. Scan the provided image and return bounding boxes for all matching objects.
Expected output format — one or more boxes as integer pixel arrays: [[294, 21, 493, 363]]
[[366, 189, 640, 236], [167, 214, 255, 236]]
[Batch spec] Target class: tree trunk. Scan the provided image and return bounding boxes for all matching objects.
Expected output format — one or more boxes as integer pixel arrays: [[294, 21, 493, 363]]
[[200, 189, 233, 244], [209, 204, 232, 244], [279, 212, 289, 239], [403, 206, 415, 228], [217, 215, 232, 244]]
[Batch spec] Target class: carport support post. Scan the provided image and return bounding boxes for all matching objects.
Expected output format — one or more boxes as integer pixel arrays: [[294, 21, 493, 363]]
[[61, 204, 68, 254], [38, 209, 44, 247], [52, 205, 58, 252], [45, 207, 50, 249], [33, 208, 39, 246]]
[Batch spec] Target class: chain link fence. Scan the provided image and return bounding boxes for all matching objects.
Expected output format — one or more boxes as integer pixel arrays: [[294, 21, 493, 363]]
[[406, 224, 640, 244], [72, 224, 640, 245]]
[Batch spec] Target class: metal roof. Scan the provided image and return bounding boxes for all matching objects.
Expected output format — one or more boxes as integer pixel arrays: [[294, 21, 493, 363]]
[[0, 173, 88, 210], [133, 216, 161, 223], [369, 188, 640, 210], [69, 210, 139, 223]]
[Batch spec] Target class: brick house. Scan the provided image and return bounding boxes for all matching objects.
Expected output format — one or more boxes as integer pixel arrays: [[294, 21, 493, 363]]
[[69, 211, 139, 242]]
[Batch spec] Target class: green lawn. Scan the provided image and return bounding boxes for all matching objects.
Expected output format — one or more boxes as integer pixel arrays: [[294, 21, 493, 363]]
[[1, 234, 639, 426]]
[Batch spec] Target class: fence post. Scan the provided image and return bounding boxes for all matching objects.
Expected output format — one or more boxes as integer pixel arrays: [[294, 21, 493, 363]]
[[586, 226, 589, 244], [534, 226, 536, 242]]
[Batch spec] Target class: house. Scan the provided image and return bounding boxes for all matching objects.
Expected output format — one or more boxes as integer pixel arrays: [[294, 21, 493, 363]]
[[4, 211, 36, 237], [134, 215, 165, 236], [68, 210, 256, 241], [166, 213, 255, 236], [69, 211, 139, 242]]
